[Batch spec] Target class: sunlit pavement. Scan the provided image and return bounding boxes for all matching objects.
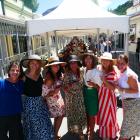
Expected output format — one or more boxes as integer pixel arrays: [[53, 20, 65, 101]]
[[53, 108, 140, 139]]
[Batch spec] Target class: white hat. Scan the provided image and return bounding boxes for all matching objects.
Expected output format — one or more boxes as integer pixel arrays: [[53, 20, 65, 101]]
[[100, 52, 113, 60], [21, 54, 47, 68], [45, 57, 66, 67]]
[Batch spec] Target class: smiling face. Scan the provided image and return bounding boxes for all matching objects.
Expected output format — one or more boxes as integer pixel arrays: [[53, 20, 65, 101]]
[[84, 55, 93, 69], [101, 59, 114, 73], [28, 60, 41, 72], [69, 61, 79, 72], [8, 64, 20, 81], [117, 54, 128, 73], [51, 64, 60, 74], [117, 58, 127, 73]]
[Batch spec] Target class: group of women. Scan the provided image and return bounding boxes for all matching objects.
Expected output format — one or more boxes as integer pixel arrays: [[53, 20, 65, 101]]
[[0, 51, 140, 140]]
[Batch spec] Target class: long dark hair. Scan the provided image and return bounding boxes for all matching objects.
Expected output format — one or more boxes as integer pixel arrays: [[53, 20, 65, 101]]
[[82, 54, 98, 68], [45, 66, 63, 81]]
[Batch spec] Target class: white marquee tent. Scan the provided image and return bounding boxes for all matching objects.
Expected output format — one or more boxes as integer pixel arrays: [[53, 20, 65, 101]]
[[26, 0, 129, 36], [26, 0, 129, 53]]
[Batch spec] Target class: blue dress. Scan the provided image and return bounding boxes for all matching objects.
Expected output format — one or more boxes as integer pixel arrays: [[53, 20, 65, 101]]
[[22, 75, 54, 140]]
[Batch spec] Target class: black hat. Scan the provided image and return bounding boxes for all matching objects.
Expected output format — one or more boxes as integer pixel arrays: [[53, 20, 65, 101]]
[[68, 55, 82, 67]]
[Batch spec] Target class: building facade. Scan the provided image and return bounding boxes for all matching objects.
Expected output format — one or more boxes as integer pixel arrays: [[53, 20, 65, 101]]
[[0, 0, 33, 77], [127, 0, 140, 52]]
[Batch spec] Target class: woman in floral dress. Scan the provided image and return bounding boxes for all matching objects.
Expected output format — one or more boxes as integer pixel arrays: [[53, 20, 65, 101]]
[[42, 57, 66, 140], [62, 55, 86, 132]]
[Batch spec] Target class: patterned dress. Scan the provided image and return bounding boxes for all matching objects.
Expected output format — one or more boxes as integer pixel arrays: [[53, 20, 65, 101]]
[[42, 80, 65, 118], [98, 70, 119, 139], [62, 71, 87, 130], [22, 76, 54, 140], [118, 67, 140, 138]]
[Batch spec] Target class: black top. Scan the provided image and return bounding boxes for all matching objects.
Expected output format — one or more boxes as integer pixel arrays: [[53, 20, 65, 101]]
[[24, 75, 43, 97]]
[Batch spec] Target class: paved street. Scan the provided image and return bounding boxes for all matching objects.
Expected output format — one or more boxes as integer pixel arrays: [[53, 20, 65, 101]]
[[54, 108, 140, 140]]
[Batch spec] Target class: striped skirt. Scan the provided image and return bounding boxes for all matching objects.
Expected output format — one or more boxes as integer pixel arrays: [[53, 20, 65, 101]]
[[120, 99, 140, 139], [22, 96, 54, 140]]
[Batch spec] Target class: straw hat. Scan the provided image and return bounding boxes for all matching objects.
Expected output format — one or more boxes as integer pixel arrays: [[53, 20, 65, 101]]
[[100, 52, 113, 60], [45, 57, 66, 67], [99, 52, 116, 64], [21, 54, 47, 68]]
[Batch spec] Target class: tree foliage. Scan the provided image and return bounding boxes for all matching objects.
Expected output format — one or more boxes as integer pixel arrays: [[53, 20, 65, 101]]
[[111, 0, 133, 15], [22, 0, 39, 12]]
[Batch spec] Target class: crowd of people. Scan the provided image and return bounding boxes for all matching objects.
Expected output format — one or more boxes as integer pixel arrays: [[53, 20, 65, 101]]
[[0, 38, 140, 140]]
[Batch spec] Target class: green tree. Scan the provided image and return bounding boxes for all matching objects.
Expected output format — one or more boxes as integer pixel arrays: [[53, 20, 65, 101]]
[[111, 0, 133, 15], [22, 0, 39, 12]]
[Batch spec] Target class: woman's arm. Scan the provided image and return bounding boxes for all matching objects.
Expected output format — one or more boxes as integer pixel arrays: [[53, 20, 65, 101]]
[[118, 75, 139, 94]]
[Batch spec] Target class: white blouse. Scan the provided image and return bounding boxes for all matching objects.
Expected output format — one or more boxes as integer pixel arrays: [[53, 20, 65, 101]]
[[118, 67, 140, 99], [83, 68, 102, 87]]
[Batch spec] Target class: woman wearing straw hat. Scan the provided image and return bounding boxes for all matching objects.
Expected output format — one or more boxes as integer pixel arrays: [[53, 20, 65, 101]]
[[82, 51, 102, 140], [62, 55, 87, 133], [42, 56, 66, 140], [97, 52, 119, 140], [20, 54, 54, 140]]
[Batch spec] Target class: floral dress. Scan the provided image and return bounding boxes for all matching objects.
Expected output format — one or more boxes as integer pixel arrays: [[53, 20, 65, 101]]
[[42, 80, 65, 118], [62, 71, 86, 130]]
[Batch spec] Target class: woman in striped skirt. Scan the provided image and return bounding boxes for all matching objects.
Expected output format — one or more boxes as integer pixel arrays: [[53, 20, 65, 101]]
[[98, 52, 119, 140]]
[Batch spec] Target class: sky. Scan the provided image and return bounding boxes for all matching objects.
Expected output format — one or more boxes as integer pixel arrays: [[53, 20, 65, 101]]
[[36, 0, 129, 14]]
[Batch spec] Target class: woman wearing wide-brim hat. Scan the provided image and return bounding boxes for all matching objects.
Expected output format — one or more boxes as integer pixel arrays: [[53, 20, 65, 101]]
[[20, 54, 47, 68], [20, 54, 54, 140], [97, 52, 119, 140], [42, 56, 66, 140], [62, 55, 87, 133], [82, 51, 102, 140]]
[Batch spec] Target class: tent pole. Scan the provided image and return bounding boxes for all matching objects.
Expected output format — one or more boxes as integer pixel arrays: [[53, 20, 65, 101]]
[[97, 28, 100, 44], [54, 31, 58, 55], [46, 32, 51, 57], [16, 33, 21, 57], [0, 36, 4, 78], [27, 36, 32, 55], [124, 33, 128, 55], [107, 29, 109, 41], [114, 31, 117, 51]]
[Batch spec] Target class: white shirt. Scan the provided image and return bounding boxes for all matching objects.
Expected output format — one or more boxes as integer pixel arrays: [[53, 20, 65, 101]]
[[83, 68, 102, 87], [118, 67, 140, 99]]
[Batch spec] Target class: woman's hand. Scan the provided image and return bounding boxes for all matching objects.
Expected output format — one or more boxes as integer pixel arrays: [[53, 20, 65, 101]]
[[116, 86, 124, 93], [87, 81, 98, 89]]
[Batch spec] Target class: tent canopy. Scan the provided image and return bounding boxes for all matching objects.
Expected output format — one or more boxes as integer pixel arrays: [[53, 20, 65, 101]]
[[26, 0, 129, 36]]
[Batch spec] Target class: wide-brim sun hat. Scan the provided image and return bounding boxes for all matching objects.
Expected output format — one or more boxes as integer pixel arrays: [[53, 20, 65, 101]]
[[99, 52, 116, 64], [68, 55, 82, 67], [21, 54, 47, 68], [45, 56, 66, 67]]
